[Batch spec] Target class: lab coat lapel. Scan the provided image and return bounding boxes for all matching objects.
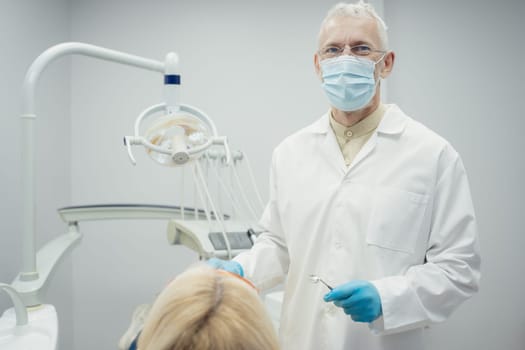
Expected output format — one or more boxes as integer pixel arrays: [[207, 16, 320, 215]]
[[345, 104, 407, 174], [346, 132, 378, 174], [320, 122, 347, 176]]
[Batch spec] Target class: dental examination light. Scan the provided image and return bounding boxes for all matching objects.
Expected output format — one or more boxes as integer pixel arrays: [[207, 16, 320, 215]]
[[123, 53, 231, 167], [124, 103, 230, 166]]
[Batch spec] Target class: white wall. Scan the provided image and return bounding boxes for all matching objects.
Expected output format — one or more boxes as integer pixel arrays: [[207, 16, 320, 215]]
[[0, 0, 74, 349], [385, 0, 525, 349]]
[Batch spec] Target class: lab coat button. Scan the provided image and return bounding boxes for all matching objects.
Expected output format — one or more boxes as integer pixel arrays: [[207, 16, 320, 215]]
[[345, 130, 353, 137]]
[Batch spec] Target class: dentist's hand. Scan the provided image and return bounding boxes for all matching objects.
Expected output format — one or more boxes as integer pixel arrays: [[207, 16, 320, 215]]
[[207, 258, 244, 277], [324, 280, 382, 323]]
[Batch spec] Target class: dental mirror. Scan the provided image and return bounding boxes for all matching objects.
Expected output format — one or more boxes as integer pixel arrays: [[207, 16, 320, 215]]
[[309, 274, 333, 290]]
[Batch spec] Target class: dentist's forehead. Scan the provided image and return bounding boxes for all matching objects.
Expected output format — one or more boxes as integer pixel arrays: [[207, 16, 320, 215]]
[[319, 16, 381, 48]]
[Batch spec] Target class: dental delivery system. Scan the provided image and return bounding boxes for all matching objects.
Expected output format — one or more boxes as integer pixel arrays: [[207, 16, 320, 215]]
[[0, 42, 263, 350]]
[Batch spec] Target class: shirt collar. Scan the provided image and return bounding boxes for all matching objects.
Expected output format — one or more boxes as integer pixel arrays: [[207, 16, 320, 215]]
[[309, 104, 407, 136], [329, 104, 385, 139]]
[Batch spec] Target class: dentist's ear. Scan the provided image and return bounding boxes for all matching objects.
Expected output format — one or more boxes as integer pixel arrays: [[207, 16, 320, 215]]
[[314, 52, 322, 80], [380, 51, 395, 79]]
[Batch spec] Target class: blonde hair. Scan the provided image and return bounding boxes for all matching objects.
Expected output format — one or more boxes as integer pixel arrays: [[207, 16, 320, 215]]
[[319, 1, 389, 50], [137, 264, 280, 350]]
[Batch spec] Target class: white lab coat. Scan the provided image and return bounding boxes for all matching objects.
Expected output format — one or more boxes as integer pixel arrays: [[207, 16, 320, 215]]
[[235, 104, 480, 350]]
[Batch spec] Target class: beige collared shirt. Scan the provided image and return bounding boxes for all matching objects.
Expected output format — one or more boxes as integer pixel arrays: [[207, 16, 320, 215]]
[[329, 104, 386, 166]]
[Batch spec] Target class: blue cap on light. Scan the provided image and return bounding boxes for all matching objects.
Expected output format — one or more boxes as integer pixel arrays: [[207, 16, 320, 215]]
[[164, 74, 180, 85]]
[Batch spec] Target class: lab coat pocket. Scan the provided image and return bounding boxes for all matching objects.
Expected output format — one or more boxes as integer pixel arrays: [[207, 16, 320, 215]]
[[366, 187, 429, 254]]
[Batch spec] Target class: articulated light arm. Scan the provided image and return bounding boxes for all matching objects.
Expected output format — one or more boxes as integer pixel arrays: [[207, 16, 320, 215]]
[[18, 42, 167, 294], [22, 42, 165, 115]]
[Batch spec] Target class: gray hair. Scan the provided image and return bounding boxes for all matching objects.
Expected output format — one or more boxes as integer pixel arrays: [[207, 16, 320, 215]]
[[318, 1, 389, 50]]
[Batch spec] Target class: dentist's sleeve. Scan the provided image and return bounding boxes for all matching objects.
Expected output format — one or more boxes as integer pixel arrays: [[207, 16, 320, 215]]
[[370, 154, 481, 334], [234, 151, 290, 291]]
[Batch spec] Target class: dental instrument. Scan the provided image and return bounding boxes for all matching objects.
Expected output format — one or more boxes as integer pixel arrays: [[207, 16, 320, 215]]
[[309, 274, 333, 290], [163, 149, 264, 259]]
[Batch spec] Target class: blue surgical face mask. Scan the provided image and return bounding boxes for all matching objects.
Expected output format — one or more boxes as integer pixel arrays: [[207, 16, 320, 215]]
[[320, 55, 381, 112]]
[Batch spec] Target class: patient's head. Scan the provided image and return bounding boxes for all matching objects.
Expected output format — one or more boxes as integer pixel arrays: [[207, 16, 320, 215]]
[[137, 264, 280, 350]]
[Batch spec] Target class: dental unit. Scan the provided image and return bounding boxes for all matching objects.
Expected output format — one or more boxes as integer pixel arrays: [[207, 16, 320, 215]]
[[0, 42, 262, 350]]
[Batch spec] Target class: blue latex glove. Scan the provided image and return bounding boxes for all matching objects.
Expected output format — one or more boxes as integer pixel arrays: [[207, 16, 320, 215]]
[[206, 258, 244, 277], [323, 280, 382, 323]]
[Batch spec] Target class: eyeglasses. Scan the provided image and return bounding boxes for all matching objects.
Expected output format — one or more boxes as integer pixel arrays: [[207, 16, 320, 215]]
[[318, 44, 386, 60]]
